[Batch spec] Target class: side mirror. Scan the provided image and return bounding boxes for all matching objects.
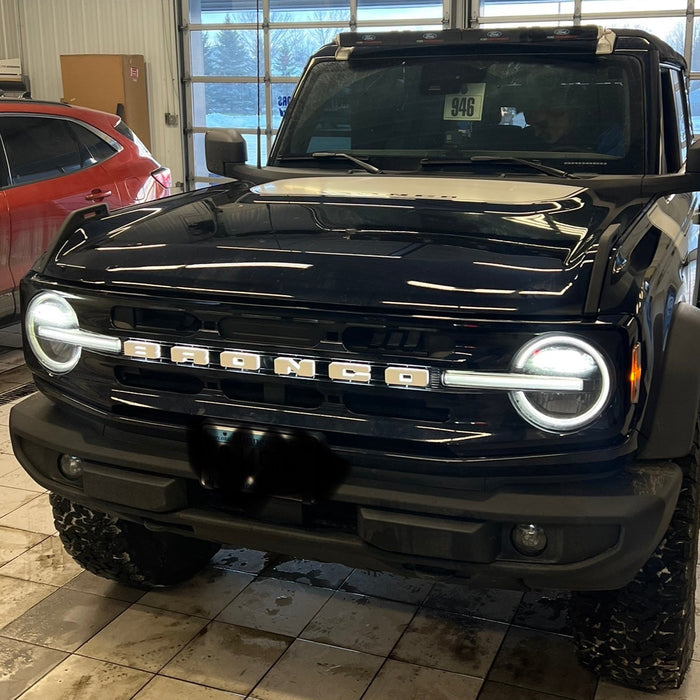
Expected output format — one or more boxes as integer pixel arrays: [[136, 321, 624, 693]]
[[686, 139, 700, 174], [205, 129, 247, 177]]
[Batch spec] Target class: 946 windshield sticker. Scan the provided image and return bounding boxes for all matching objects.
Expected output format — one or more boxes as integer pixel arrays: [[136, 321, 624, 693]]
[[443, 83, 486, 121]]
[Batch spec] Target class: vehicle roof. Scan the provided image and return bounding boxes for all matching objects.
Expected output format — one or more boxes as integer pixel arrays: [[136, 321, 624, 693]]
[[0, 98, 120, 129], [612, 27, 684, 65], [322, 25, 685, 67]]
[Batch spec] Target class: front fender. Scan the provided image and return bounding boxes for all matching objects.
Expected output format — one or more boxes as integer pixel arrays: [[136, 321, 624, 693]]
[[638, 302, 700, 459]]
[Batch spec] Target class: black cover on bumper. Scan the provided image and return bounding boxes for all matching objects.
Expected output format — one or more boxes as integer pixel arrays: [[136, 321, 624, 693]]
[[10, 392, 683, 591]]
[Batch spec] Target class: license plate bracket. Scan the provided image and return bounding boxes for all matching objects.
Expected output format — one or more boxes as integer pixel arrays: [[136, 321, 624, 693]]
[[190, 422, 347, 500]]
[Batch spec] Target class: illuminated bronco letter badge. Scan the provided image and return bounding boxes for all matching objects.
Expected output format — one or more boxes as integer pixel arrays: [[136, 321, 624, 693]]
[[123, 340, 431, 389]]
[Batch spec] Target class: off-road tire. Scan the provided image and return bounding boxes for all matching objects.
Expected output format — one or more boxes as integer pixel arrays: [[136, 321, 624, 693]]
[[570, 422, 700, 691], [50, 493, 220, 588]]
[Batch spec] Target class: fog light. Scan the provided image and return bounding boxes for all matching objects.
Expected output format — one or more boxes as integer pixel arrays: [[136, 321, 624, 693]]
[[59, 454, 84, 480], [511, 523, 548, 556]]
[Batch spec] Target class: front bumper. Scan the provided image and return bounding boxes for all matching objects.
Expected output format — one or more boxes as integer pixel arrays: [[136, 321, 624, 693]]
[[10, 392, 682, 591]]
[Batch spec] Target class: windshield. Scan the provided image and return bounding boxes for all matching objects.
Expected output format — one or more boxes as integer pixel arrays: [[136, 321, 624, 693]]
[[272, 54, 644, 175]]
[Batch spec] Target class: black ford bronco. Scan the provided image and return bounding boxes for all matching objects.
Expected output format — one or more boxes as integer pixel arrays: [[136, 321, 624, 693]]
[[10, 26, 700, 690]]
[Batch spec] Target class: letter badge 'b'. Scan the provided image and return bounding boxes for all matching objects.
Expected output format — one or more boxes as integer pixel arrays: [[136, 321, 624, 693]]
[[124, 340, 161, 360]]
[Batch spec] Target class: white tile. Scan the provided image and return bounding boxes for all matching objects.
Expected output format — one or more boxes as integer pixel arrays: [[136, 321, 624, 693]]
[[301, 590, 416, 657], [363, 659, 482, 700], [1, 588, 129, 652], [65, 569, 145, 603], [0, 525, 46, 566], [0, 637, 66, 699], [78, 603, 208, 672], [0, 484, 38, 518], [17, 654, 152, 700], [139, 567, 255, 618], [0, 405, 12, 426], [0, 534, 83, 586], [161, 621, 290, 695], [0, 467, 45, 493], [248, 639, 383, 700], [0, 491, 56, 534], [0, 446, 18, 469], [217, 576, 333, 637], [134, 675, 245, 699], [0, 573, 57, 628]]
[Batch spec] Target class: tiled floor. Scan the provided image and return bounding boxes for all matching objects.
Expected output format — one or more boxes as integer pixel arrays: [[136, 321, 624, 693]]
[[1, 359, 700, 699]]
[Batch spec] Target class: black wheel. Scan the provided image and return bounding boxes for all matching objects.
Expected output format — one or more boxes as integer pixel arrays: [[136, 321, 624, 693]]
[[50, 493, 220, 588], [570, 423, 700, 691]]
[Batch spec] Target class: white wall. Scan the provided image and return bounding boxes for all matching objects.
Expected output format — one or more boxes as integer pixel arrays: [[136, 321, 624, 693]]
[[14, 0, 185, 190], [0, 0, 20, 59]]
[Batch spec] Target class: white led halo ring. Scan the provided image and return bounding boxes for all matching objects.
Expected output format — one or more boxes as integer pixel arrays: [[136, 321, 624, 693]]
[[509, 334, 612, 432], [25, 292, 82, 374]]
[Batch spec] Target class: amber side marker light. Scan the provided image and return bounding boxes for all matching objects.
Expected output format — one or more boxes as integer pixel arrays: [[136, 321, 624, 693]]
[[629, 342, 642, 404]]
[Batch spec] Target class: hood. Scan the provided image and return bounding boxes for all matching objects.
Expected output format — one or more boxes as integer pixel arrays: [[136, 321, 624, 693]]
[[42, 175, 627, 318]]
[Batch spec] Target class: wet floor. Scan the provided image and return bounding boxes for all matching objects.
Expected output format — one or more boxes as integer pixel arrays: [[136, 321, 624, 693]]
[[1, 357, 699, 699]]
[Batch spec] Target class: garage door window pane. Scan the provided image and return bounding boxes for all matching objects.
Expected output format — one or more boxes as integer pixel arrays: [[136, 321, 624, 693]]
[[357, 1, 443, 22], [189, 0, 259, 23], [270, 28, 345, 77], [581, 0, 685, 11], [691, 20, 700, 72], [191, 30, 260, 78], [270, 0, 349, 23], [480, 1, 574, 18], [191, 82, 263, 129], [689, 80, 700, 134], [480, 20, 568, 28]]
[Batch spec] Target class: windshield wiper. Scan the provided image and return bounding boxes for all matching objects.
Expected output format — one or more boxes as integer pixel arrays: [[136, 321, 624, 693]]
[[311, 152, 382, 173], [421, 155, 573, 179], [277, 152, 381, 174]]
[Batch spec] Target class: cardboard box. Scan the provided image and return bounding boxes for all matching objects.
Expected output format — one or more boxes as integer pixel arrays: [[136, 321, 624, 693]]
[[60, 54, 151, 149]]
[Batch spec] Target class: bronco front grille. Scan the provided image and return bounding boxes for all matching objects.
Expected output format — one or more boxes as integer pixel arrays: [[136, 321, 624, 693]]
[[28, 286, 627, 463]]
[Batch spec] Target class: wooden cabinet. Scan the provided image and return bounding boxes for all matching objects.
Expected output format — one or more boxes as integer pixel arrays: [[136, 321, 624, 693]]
[[60, 54, 151, 149]]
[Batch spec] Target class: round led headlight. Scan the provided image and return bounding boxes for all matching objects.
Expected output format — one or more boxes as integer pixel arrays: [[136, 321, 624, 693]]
[[25, 292, 81, 374], [509, 335, 612, 433]]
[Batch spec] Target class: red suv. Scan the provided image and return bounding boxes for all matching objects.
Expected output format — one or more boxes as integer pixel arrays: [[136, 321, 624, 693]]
[[0, 99, 171, 324]]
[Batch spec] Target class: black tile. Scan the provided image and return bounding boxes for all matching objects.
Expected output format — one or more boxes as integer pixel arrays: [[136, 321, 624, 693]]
[[487, 626, 596, 700], [478, 680, 574, 699], [512, 591, 572, 634], [424, 583, 523, 623], [391, 607, 508, 677], [263, 557, 353, 588]]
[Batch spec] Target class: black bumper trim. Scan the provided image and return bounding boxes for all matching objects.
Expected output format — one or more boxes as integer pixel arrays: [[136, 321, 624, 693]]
[[10, 392, 683, 591]]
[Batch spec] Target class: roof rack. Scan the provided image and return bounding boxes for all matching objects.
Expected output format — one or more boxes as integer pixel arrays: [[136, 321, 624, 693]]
[[0, 97, 73, 107], [334, 25, 615, 60]]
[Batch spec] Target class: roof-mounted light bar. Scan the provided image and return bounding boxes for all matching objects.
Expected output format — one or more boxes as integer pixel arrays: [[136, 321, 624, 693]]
[[335, 25, 611, 60]]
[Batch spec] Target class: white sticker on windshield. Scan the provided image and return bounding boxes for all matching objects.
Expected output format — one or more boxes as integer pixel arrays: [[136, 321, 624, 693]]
[[443, 83, 486, 121]]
